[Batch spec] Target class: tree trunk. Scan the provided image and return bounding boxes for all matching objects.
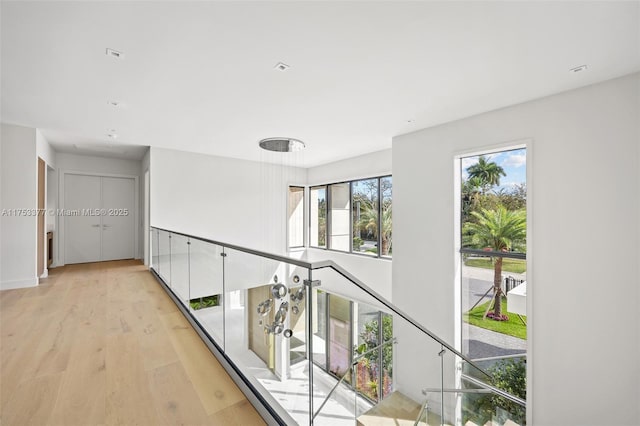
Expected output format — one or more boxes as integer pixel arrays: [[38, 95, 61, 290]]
[[493, 257, 503, 318], [381, 236, 389, 256]]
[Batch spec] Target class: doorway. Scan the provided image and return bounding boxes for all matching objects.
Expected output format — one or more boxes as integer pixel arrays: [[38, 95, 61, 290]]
[[64, 173, 136, 264], [37, 158, 45, 276]]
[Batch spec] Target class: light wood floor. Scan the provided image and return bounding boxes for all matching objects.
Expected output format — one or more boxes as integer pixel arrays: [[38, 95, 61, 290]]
[[0, 260, 265, 426]]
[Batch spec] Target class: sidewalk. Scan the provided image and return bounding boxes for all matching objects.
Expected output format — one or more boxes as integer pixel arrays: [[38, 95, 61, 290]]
[[463, 265, 526, 282], [463, 324, 526, 360]]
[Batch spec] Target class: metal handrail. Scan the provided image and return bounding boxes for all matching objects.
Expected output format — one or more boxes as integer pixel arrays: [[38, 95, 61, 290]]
[[469, 353, 526, 363], [151, 225, 492, 379], [422, 388, 491, 394], [152, 226, 315, 268], [461, 374, 526, 407], [311, 261, 491, 379]]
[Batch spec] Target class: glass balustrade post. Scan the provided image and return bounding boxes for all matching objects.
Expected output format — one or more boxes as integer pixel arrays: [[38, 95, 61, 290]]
[[187, 238, 191, 311], [221, 247, 226, 352], [168, 233, 172, 289], [439, 345, 445, 426], [305, 269, 315, 425]]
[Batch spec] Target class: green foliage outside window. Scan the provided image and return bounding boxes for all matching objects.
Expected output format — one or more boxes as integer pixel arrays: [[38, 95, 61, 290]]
[[464, 358, 526, 425]]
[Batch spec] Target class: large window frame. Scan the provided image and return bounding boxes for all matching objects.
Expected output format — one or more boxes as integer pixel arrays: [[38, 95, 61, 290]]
[[312, 289, 393, 404], [287, 185, 306, 250], [309, 175, 392, 259]]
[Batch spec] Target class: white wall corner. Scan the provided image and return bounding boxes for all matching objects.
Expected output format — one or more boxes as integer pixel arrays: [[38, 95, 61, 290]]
[[0, 277, 38, 291]]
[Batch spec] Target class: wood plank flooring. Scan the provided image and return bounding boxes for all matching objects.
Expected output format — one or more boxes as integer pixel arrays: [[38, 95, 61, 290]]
[[0, 260, 265, 426]]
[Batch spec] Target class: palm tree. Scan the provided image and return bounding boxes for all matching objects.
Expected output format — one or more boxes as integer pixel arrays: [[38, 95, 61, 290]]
[[463, 206, 526, 319], [358, 202, 392, 256], [466, 156, 506, 192], [462, 176, 485, 221]]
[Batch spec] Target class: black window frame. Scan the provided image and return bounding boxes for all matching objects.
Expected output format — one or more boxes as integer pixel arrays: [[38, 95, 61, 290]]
[[308, 175, 392, 259]]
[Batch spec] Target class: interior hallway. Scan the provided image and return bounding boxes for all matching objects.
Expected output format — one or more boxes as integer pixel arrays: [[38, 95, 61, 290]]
[[0, 260, 265, 426]]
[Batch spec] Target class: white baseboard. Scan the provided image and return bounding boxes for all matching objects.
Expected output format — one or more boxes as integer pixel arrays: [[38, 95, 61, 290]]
[[40, 269, 49, 278], [0, 277, 38, 291]]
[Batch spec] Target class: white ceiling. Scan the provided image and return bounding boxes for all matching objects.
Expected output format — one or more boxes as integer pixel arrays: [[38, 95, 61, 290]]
[[2, 1, 639, 166]]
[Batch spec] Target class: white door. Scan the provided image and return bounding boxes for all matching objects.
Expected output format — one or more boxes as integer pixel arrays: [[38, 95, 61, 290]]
[[65, 174, 102, 263], [102, 177, 135, 261], [64, 174, 135, 264]]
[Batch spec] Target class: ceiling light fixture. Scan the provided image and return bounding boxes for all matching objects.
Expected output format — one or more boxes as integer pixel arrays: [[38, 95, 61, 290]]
[[106, 48, 124, 59], [107, 100, 122, 107], [274, 62, 290, 72], [570, 65, 587, 73], [259, 137, 305, 152]]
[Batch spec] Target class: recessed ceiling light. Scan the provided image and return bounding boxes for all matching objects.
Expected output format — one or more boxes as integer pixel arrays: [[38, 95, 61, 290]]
[[106, 48, 124, 60], [570, 65, 587, 73], [274, 62, 290, 72], [107, 100, 122, 107]]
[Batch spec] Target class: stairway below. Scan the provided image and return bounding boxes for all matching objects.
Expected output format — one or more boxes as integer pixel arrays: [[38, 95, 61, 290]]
[[356, 391, 449, 426]]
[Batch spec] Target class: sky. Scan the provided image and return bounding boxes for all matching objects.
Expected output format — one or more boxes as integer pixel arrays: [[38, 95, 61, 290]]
[[461, 148, 526, 191]]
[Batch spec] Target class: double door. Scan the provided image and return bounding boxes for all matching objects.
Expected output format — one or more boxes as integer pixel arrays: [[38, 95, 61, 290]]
[[65, 174, 135, 264]]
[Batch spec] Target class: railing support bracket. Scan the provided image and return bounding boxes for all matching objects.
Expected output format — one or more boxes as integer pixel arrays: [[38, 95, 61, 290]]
[[304, 279, 321, 288]]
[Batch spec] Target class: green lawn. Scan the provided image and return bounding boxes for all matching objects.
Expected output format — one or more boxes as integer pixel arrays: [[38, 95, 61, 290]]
[[464, 299, 527, 340], [464, 257, 527, 274]]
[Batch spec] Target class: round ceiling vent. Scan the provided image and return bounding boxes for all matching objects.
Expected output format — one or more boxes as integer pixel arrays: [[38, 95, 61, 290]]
[[259, 137, 305, 153]]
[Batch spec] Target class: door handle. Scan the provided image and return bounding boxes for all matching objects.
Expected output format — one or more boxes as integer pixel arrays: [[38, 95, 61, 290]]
[[91, 224, 100, 228], [103, 224, 112, 228]]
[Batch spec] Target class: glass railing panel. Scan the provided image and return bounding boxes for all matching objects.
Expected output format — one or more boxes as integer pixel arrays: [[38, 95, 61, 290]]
[[148, 227, 527, 426], [188, 238, 225, 347], [223, 247, 311, 425], [309, 266, 449, 426], [460, 373, 526, 426], [157, 229, 171, 286], [460, 354, 527, 426], [169, 233, 189, 305], [151, 228, 159, 271]]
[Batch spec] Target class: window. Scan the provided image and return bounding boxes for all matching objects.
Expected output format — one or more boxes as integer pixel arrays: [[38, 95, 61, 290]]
[[288, 186, 305, 248], [310, 186, 327, 248], [311, 289, 393, 403], [380, 176, 392, 257], [352, 178, 378, 256], [458, 148, 527, 424], [329, 183, 350, 252], [310, 175, 392, 258]]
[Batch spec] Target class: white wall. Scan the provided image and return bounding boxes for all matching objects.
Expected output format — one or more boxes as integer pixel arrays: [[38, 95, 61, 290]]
[[150, 147, 307, 255], [36, 129, 56, 167], [56, 152, 143, 263], [56, 152, 142, 177], [393, 73, 640, 425], [307, 148, 391, 185], [1, 123, 38, 289]]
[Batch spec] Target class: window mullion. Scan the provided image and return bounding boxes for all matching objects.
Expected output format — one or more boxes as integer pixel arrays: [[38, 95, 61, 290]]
[[377, 177, 382, 258], [326, 185, 331, 250], [349, 182, 353, 253]]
